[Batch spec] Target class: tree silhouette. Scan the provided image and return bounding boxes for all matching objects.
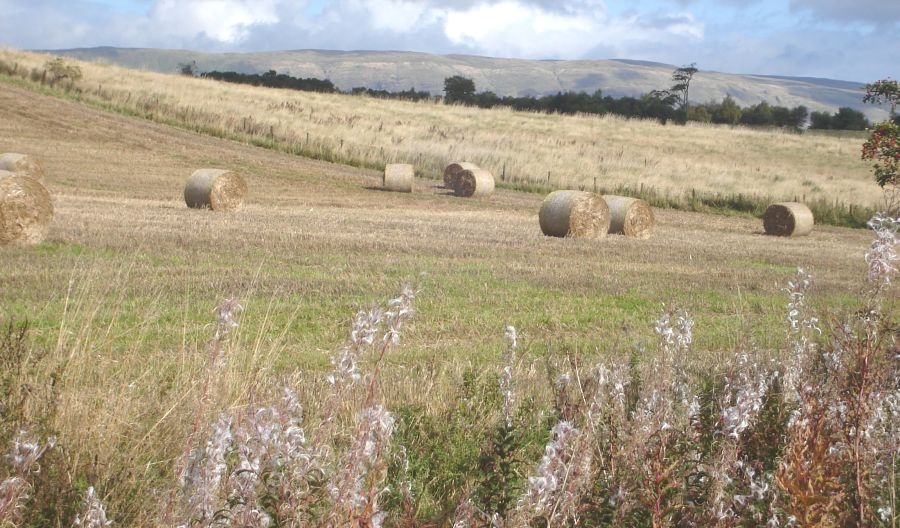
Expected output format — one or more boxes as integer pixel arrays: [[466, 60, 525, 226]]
[[443, 76, 476, 105], [651, 63, 698, 123]]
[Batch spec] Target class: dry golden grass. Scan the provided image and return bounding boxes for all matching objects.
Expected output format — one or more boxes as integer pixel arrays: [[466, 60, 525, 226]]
[[0, 68, 889, 525], [0, 48, 881, 209]]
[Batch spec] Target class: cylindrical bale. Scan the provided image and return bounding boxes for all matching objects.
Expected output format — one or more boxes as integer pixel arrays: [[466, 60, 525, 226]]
[[454, 168, 495, 197], [763, 202, 814, 236], [184, 169, 247, 211], [539, 190, 610, 239], [0, 170, 53, 245], [0, 153, 45, 182], [383, 163, 414, 193], [443, 161, 479, 189], [603, 195, 656, 238]]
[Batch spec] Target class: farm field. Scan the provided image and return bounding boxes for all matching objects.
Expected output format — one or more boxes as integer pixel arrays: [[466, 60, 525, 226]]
[[0, 76, 895, 525], [0, 49, 883, 223]]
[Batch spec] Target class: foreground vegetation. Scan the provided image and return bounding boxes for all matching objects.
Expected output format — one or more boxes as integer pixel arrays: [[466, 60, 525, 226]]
[[0, 49, 882, 227], [2, 219, 897, 526]]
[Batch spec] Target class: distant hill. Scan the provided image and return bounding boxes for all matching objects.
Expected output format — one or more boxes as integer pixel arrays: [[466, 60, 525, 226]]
[[47, 47, 890, 121]]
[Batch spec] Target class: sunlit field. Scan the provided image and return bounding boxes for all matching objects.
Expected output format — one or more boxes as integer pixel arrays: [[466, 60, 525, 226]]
[[0, 49, 882, 215], [0, 54, 896, 527]]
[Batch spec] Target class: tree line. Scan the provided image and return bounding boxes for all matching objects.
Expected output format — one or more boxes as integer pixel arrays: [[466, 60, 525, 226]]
[[183, 63, 872, 131], [444, 74, 871, 130]]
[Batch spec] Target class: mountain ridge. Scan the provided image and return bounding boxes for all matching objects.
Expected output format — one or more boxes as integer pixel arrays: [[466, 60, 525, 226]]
[[44, 46, 889, 121]]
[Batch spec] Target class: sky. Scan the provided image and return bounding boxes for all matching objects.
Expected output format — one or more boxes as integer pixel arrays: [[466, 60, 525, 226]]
[[0, 0, 897, 82]]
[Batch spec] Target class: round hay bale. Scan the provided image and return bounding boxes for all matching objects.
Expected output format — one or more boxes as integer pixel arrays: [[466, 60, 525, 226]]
[[184, 169, 247, 211], [383, 164, 414, 193], [454, 168, 495, 197], [0, 170, 53, 245], [0, 153, 45, 182], [539, 190, 610, 239], [443, 162, 479, 189], [763, 202, 814, 237], [603, 195, 655, 238]]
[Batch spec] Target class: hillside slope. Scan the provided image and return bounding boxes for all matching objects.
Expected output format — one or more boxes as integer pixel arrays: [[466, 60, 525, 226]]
[[49, 47, 889, 121]]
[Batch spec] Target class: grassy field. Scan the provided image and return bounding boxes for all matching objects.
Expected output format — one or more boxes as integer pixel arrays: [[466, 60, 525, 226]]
[[0, 64, 896, 526], [0, 49, 885, 225]]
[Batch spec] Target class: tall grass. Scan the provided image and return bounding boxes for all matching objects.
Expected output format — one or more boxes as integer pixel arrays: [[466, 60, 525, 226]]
[[0, 213, 896, 526], [0, 49, 883, 228]]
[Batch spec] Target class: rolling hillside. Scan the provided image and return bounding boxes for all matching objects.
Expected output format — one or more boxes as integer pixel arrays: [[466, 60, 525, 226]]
[[49, 46, 890, 121]]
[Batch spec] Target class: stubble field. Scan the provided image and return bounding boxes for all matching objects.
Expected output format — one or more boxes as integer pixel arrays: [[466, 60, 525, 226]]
[[0, 72, 894, 526]]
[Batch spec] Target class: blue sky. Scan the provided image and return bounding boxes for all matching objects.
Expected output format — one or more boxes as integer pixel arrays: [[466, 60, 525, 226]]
[[0, 0, 896, 82]]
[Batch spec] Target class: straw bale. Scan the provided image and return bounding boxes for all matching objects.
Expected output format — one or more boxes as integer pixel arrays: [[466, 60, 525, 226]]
[[539, 190, 610, 238], [184, 169, 247, 211], [0, 153, 44, 182], [443, 162, 479, 190], [603, 195, 655, 238], [763, 202, 814, 236], [454, 167, 494, 197], [0, 170, 53, 245], [383, 164, 414, 193]]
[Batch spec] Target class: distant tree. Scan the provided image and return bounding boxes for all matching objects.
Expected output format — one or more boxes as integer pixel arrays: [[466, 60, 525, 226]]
[[809, 111, 833, 129], [862, 78, 900, 189], [863, 78, 899, 120], [711, 95, 742, 125], [443, 75, 476, 105], [650, 63, 698, 123], [830, 107, 869, 131], [44, 57, 82, 84], [670, 63, 698, 121], [474, 90, 499, 108], [741, 101, 774, 126], [687, 105, 711, 123], [790, 105, 809, 129], [178, 61, 197, 76]]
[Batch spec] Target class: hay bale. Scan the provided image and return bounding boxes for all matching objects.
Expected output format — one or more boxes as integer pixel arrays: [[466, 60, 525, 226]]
[[0, 170, 53, 245], [454, 167, 495, 197], [443, 162, 479, 189], [603, 195, 655, 238], [383, 164, 414, 193], [539, 190, 610, 238], [184, 169, 247, 211], [763, 202, 814, 236], [0, 153, 44, 182]]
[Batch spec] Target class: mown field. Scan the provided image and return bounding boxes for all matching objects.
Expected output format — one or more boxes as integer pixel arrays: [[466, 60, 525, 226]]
[[0, 49, 884, 226], [0, 58, 896, 527]]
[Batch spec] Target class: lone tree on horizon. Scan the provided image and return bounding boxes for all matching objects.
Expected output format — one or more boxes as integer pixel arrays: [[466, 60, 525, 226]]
[[652, 63, 699, 123], [444, 75, 476, 105]]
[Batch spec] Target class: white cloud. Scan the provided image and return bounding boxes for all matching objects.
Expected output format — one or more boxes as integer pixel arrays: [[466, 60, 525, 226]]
[[149, 0, 281, 43], [359, 0, 437, 33], [0, 0, 892, 81], [442, 1, 703, 58]]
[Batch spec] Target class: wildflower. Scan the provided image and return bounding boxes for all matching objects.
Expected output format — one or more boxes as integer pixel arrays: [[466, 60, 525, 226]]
[[554, 372, 571, 391], [178, 414, 233, 522], [0, 431, 54, 521], [654, 309, 694, 409], [329, 405, 395, 523], [719, 353, 770, 439], [865, 212, 898, 291], [328, 307, 383, 386], [383, 284, 416, 346], [516, 420, 591, 524], [451, 495, 477, 528], [213, 297, 243, 342], [500, 325, 517, 427], [72, 487, 112, 527], [783, 268, 818, 401]]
